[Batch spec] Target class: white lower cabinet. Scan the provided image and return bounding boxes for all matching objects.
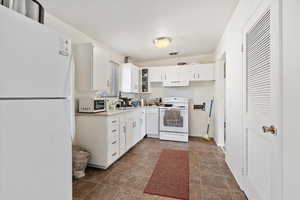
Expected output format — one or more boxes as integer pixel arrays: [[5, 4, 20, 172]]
[[108, 117, 120, 164], [76, 108, 145, 169], [119, 116, 127, 156], [146, 107, 159, 138], [126, 117, 135, 150], [140, 109, 146, 140], [126, 111, 141, 150]]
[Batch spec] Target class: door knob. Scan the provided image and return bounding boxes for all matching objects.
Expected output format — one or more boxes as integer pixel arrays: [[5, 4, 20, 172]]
[[262, 125, 277, 135]]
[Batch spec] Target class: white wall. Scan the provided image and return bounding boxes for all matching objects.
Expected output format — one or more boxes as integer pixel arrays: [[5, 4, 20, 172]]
[[214, 0, 265, 188], [44, 12, 125, 98], [282, 0, 300, 199], [44, 13, 125, 144], [44, 13, 124, 64]]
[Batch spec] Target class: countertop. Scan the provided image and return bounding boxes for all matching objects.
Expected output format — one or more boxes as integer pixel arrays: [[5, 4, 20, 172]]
[[76, 106, 158, 117]]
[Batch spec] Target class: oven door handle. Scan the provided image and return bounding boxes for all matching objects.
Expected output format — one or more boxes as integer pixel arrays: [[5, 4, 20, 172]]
[[160, 108, 188, 111]]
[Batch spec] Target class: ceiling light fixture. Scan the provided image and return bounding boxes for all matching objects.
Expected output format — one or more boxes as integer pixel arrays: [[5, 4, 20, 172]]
[[153, 37, 172, 48]]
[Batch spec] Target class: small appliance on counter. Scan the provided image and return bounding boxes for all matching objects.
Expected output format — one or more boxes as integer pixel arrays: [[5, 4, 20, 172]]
[[104, 97, 123, 111], [119, 97, 132, 107], [79, 96, 105, 113], [147, 97, 162, 106]]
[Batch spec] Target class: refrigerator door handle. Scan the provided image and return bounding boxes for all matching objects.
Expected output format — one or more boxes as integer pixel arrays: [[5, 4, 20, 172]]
[[69, 56, 76, 142]]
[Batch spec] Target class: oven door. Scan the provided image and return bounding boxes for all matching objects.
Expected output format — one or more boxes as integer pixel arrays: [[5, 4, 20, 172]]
[[94, 99, 105, 111], [160, 107, 188, 133]]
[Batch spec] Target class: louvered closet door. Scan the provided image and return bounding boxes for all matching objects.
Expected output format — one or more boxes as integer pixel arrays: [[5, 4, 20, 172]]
[[243, 0, 282, 200]]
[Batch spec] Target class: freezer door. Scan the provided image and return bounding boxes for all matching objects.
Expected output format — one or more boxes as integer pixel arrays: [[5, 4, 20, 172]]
[[0, 6, 71, 98], [0, 99, 72, 200]]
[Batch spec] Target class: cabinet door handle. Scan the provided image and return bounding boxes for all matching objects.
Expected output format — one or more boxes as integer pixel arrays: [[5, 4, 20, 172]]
[[112, 129, 117, 133], [112, 152, 117, 156], [194, 73, 196, 79], [123, 126, 126, 133], [165, 74, 167, 80], [112, 141, 117, 144], [198, 73, 200, 79], [262, 125, 277, 135], [112, 120, 117, 123]]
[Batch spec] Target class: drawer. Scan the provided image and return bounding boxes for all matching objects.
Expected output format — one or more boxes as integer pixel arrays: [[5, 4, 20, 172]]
[[108, 117, 119, 126], [108, 126, 119, 143], [108, 117, 119, 130], [108, 140, 119, 162]]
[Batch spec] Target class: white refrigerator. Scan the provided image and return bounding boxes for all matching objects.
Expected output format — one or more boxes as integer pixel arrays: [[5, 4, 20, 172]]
[[0, 6, 73, 200]]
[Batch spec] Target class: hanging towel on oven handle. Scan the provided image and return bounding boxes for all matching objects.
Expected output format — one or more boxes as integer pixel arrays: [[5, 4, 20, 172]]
[[163, 108, 184, 127]]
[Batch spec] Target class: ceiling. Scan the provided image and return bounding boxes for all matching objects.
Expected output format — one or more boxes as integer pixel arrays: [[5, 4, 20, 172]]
[[40, 0, 239, 61]]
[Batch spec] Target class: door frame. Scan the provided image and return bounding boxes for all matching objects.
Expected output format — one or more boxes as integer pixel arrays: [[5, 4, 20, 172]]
[[241, 0, 283, 199], [214, 57, 227, 148]]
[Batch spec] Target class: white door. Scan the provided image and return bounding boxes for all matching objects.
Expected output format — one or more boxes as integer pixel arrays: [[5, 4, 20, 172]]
[[0, 99, 72, 200], [243, 1, 282, 199], [93, 46, 111, 92], [140, 110, 146, 140], [180, 66, 195, 81], [132, 118, 139, 145], [119, 118, 127, 156], [120, 64, 131, 93], [149, 67, 163, 82], [0, 7, 71, 98], [125, 117, 135, 150], [131, 66, 140, 93], [198, 64, 215, 81], [164, 67, 180, 81]]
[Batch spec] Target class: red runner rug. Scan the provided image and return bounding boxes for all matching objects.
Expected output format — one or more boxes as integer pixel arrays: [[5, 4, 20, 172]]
[[144, 149, 189, 200]]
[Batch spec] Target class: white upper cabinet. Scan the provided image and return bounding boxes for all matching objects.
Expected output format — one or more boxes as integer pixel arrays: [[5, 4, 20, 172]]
[[73, 43, 113, 92], [120, 63, 140, 93], [164, 67, 181, 81], [149, 66, 181, 82], [197, 64, 215, 81], [148, 64, 214, 83], [149, 67, 163, 82], [72, 43, 93, 91], [180, 65, 195, 81], [131, 66, 140, 93]]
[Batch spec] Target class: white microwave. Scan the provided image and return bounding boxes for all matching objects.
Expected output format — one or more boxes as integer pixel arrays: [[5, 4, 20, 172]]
[[79, 97, 106, 113]]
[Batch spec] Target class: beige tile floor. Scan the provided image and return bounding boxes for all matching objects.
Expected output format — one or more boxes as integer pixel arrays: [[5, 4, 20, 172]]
[[73, 138, 247, 200]]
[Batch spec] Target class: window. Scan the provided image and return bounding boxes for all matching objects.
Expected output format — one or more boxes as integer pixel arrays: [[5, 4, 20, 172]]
[[109, 61, 119, 97]]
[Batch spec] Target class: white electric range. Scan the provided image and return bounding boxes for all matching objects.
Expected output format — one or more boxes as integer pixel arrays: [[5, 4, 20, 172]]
[[159, 97, 189, 142]]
